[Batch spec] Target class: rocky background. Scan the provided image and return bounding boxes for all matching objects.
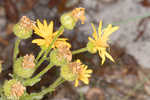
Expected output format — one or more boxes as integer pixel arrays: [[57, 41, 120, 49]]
[[0, 0, 150, 100]]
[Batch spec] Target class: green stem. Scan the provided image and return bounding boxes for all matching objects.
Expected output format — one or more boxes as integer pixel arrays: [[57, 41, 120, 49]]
[[24, 63, 54, 86], [35, 49, 45, 62], [72, 47, 88, 55], [44, 26, 64, 57], [34, 63, 54, 80], [39, 77, 65, 95], [13, 38, 21, 63], [25, 77, 65, 99], [34, 26, 64, 69]]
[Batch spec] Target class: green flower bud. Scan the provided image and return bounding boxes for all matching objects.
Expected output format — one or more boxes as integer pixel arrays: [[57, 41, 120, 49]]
[[87, 41, 97, 54], [50, 49, 68, 66], [13, 24, 32, 39], [14, 56, 35, 78], [60, 13, 76, 30], [3, 79, 25, 100], [13, 16, 34, 39], [60, 64, 77, 81]]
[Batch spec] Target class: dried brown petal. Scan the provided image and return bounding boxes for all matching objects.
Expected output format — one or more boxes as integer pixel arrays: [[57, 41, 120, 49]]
[[19, 16, 35, 30], [11, 82, 26, 98], [22, 54, 35, 68]]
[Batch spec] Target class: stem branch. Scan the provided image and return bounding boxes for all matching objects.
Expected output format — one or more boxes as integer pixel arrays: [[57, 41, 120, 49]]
[[13, 38, 21, 63], [72, 47, 88, 55]]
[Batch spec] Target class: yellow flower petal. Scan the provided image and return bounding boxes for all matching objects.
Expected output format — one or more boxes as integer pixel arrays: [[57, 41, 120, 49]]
[[81, 77, 89, 84], [37, 19, 44, 32], [91, 23, 98, 40], [105, 51, 115, 63], [103, 26, 119, 40], [48, 21, 53, 35], [75, 79, 79, 87], [99, 50, 106, 65], [43, 19, 48, 28], [32, 39, 46, 46], [33, 26, 44, 38]]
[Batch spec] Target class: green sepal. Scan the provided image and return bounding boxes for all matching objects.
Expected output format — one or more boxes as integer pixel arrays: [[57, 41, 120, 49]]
[[3, 79, 20, 100], [60, 64, 77, 81], [87, 41, 97, 54], [50, 49, 67, 66], [13, 24, 33, 39]]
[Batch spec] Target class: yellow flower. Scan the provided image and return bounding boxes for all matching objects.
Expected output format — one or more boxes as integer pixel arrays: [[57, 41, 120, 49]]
[[88, 21, 119, 65], [32, 19, 68, 49], [72, 60, 92, 87]]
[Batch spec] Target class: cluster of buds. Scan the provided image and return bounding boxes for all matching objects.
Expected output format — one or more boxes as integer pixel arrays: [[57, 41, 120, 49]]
[[60, 7, 85, 30], [3, 79, 26, 100], [14, 54, 36, 78], [13, 16, 34, 39]]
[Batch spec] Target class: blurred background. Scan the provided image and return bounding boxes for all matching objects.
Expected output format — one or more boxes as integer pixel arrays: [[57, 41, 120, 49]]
[[0, 0, 150, 100]]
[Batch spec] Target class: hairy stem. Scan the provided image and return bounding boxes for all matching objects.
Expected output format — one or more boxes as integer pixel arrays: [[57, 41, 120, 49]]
[[24, 63, 54, 86], [13, 38, 21, 63]]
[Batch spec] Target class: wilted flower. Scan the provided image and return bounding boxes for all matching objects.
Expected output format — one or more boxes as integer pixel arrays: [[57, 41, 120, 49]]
[[87, 21, 119, 65], [13, 16, 34, 39], [11, 81, 26, 99], [60, 7, 85, 30], [19, 16, 35, 29], [71, 7, 85, 24], [3, 79, 26, 100], [14, 54, 36, 78], [32, 19, 67, 49], [22, 54, 35, 68]]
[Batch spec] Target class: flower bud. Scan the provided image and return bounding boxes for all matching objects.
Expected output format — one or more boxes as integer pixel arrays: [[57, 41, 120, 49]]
[[13, 54, 35, 78], [60, 12, 76, 30], [60, 64, 77, 81], [3, 79, 26, 100], [13, 16, 34, 39], [87, 41, 97, 54]]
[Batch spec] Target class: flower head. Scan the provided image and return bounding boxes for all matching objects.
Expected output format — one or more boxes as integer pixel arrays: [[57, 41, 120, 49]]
[[50, 42, 72, 66], [72, 8, 85, 24], [87, 21, 119, 65], [32, 19, 68, 49], [19, 16, 35, 30], [3, 79, 26, 100], [13, 16, 34, 39], [14, 56, 36, 78], [70, 60, 92, 87], [57, 42, 72, 62], [11, 81, 26, 99]]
